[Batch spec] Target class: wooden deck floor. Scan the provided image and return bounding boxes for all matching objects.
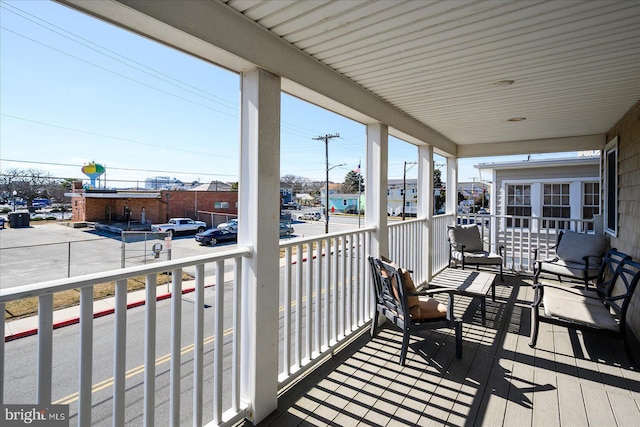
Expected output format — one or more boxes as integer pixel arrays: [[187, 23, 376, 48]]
[[254, 274, 640, 426]]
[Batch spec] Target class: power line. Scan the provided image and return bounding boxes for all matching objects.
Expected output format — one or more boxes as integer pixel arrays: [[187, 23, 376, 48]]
[[0, 158, 237, 178], [1, 5, 331, 139], [0, 114, 235, 158], [1, 2, 238, 110]]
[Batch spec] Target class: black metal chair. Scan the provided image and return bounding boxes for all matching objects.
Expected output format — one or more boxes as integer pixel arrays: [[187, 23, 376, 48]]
[[369, 256, 462, 365], [530, 250, 640, 365]]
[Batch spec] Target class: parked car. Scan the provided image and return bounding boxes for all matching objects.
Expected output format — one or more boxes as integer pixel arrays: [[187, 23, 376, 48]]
[[279, 222, 294, 236], [151, 218, 207, 236], [282, 202, 300, 210], [217, 218, 238, 230], [344, 206, 363, 214], [195, 227, 238, 245], [300, 211, 322, 221]]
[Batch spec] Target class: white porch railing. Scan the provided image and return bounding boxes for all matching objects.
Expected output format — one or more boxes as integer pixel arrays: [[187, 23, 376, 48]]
[[388, 218, 426, 281], [1, 214, 599, 426], [451, 213, 597, 274], [277, 227, 375, 389], [1, 247, 251, 427]]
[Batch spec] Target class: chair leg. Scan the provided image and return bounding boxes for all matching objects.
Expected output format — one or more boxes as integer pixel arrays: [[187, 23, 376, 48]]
[[400, 329, 410, 366], [533, 267, 541, 284], [370, 310, 379, 337], [454, 319, 462, 359], [529, 288, 542, 347], [499, 263, 504, 282]]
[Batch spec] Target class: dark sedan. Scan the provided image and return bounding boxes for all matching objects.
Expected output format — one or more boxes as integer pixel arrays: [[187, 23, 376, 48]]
[[195, 228, 238, 245]]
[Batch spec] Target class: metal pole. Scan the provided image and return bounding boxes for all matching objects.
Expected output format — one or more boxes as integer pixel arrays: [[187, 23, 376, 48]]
[[357, 160, 361, 228], [325, 139, 329, 234], [313, 133, 340, 234], [402, 161, 407, 221]]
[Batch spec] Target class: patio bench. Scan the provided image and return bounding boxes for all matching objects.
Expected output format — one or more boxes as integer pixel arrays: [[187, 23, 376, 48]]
[[369, 256, 462, 365], [532, 230, 608, 289], [529, 250, 640, 365]]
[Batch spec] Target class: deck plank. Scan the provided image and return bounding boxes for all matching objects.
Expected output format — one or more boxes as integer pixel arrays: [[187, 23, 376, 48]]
[[582, 383, 617, 426], [253, 274, 640, 427]]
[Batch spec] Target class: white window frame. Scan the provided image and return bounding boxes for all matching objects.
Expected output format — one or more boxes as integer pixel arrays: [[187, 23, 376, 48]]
[[604, 136, 618, 236]]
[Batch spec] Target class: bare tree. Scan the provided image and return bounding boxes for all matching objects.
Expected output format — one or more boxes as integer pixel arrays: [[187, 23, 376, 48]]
[[0, 168, 69, 205]]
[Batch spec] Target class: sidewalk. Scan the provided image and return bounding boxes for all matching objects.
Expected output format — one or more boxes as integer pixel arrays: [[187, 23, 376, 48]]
[[4, 270, 235, 341]]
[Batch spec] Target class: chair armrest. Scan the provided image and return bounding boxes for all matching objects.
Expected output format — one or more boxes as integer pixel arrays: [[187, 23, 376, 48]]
[[414, 286, 456, 297]]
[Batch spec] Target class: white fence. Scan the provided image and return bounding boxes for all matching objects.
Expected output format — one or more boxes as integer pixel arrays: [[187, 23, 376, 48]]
[[277, 227, 375, 388]]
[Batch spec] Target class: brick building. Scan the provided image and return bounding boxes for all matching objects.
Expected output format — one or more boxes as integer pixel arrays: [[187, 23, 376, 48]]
[[67, 189, 238, 228]]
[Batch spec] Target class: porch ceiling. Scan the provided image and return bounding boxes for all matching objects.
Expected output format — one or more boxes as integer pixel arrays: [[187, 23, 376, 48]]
[[59, 0, 640, 157]]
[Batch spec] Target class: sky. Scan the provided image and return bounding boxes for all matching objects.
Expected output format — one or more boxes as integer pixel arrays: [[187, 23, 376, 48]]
[[0, 1, 577, 189]]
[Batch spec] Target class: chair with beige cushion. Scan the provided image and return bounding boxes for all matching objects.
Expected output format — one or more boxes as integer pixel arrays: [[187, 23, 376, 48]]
[[533, 230, 608, 289], [448, 225, 504, 282], [369, 256, 462, 365], [530, 250, 640, 365]]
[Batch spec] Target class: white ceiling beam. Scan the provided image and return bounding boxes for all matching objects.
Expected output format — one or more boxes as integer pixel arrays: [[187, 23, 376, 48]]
[[457, 134, 606, 158]]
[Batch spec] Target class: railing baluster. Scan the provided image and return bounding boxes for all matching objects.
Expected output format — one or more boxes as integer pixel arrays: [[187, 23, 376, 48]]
[[295, 244, 303, 368], [284, 247, 292, 375], [305, 242, 312, 360], [0, 302, 3, 405], [213, 261, 224, 424], [347, 234, 353, 332], [314, 240, 322, 354], [78, 286, 93, 427], [355, 233, 362, 325], [144, 273, 156, 427], [193, 264, 205, 427], [37, 294, 53, 405], [340, 236, 346, 338], [170, 268, 182, 427], [113, 279, 127, 427], [332, 236, 339, 344], [232, 256, 242, 412], [323, 237, 330, 349]]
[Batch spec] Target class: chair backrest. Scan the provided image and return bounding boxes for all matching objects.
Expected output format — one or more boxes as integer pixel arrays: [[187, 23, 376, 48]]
[[447, 225, 483, 252], [368, 257, 408, 323], [622, 259, 640, 347], [555, 230, 608, 264], [595, 249, 632, 299], [611, 258, 640, 317]]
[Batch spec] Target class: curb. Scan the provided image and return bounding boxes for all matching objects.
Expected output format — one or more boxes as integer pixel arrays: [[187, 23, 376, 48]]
[[4, 286, 200, 342]]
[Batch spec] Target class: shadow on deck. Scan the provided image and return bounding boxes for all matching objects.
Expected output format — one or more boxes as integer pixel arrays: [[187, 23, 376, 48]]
[[253, 274, 640, 426]]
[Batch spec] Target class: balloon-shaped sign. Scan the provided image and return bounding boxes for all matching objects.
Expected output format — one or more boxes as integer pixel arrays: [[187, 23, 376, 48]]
[[82, 162, 105, 188]]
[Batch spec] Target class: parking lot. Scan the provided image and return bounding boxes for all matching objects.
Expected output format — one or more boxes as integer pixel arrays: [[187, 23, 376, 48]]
[[0, 216, 358, 289]]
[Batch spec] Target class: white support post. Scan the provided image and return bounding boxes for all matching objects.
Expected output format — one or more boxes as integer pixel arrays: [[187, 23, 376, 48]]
[[239, 68, 281, 424], [447, 157, 458, 216], [365, 123, 389, 258], [418, 145, 434, 281]]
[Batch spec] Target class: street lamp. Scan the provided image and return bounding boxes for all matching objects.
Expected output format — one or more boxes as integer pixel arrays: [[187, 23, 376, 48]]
[[325, 163, 346, 233], [402, 161, 417, 220], [12, 190, 17, 211]]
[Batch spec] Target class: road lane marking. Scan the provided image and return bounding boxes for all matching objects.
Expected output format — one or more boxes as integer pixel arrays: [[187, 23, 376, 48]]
[[53, 330, 226, 405], [53, 291, 320, 405]]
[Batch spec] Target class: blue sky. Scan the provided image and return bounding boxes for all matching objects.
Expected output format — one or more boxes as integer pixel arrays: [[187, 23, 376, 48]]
[[0, 1, 574, 188]]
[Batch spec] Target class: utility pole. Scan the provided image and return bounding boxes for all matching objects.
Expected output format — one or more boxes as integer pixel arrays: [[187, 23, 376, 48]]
[[313, 133, 340, 233], [402, 161, 417, 220]]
